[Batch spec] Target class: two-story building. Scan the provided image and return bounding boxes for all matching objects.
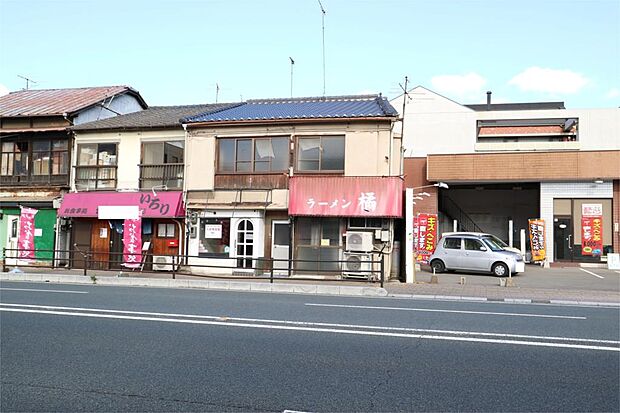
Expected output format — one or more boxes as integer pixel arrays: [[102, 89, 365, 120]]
[[391, 86, 619, 270], [182, 95, 402, 279], [63, 104, 234, 269], [0, 86, 147, 265]]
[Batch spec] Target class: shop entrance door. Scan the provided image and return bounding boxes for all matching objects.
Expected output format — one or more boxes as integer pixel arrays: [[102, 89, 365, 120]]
[[553, 217, 573, 261], [271, 220, 290, 275], [235, 219, 254, 269], [6, 216, 19, 265]]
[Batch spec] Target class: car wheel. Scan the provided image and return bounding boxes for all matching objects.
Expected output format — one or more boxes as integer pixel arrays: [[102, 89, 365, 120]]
[[431, 259, 445, 273], [492, 262, 508, 277]]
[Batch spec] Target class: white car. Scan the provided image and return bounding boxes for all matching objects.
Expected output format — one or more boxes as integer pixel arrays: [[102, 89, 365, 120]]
[[429, 233, 525, 277], [441, 232, 523, 256]]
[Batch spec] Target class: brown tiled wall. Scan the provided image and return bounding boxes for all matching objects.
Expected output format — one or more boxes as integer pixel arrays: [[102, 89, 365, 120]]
[[403, 157, 438, 216], [614, 180, 619, 253], [428, 150, 620, 182]]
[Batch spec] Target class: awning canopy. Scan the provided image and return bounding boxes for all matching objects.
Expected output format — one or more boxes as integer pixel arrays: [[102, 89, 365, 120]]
[[289, 176, 403, 218], [59, 191, 185, 218]]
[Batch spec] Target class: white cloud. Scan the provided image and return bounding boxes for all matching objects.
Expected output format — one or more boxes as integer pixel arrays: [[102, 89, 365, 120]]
[[0, 84, 9, 96], [430, 73, 487, 100], [509, 67, 590, 94], [605, 88, 619, 99]]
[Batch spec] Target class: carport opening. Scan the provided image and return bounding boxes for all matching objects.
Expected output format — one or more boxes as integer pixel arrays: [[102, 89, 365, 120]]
[[438, 183, 540, 253]]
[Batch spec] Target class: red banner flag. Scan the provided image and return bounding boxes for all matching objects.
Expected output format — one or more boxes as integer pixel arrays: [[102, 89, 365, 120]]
[[18, 207, 38, 259], [415, 213, 438, 264], [123, 218, 142, 268]]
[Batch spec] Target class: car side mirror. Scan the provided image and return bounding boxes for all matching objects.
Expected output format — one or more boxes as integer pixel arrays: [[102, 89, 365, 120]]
[[479, 246, 487, 251]]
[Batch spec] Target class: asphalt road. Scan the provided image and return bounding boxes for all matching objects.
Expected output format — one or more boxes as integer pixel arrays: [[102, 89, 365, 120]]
[[1, 281, 619, 412]]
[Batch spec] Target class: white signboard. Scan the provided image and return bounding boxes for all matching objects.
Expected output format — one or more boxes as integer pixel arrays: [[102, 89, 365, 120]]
[[582, 203, 603, 217], [204, 224, 222, 239], [34, 228, 43, 237], [98, 205, 139, 220], [608, 253, 620, 270]]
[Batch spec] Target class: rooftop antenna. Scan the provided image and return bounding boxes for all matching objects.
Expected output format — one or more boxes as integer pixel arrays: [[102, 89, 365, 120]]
[[215, 83, 220, 103], [289, 57, 295, 98], [398, 76, 412, 176], [17, 75, 37, 90], [317, 0, 326, 96]]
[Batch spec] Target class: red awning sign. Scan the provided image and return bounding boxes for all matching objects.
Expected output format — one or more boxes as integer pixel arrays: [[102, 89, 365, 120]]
[[59, 191, 185, 218], [289, 176, 403, 217]]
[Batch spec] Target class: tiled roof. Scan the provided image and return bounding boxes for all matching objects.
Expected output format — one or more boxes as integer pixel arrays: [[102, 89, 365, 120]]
[[72, 103, 239, 131], [183, 95, 399, 123], [465, 102, 565, 111], [0, 86, 147, 117]]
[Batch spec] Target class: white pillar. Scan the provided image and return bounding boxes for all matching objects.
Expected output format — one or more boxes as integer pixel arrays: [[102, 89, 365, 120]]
[[453, 219, 458, 232], [508, 219, 514, 247], [405, 188, 414, 283], [520, 229, 526, 260]]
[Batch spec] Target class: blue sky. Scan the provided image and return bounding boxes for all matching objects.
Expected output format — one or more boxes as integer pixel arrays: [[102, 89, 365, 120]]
[[1, 0, 618, 108]]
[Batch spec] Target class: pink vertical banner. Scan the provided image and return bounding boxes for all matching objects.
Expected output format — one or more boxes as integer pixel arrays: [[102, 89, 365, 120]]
[[18, 207, 38, 259], [123, 218, 142, 268]]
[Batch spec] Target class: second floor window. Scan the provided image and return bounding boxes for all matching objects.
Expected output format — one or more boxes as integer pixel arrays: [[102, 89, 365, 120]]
[[76, 143, 117, 190], [218, 137, 289, 173], [140, 141, 184, 189], [296, 135, 344, 172], [1, 139, 69, 185]]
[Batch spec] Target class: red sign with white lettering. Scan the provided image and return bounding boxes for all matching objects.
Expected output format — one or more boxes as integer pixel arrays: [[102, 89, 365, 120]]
[[289, 176, 403, 217]]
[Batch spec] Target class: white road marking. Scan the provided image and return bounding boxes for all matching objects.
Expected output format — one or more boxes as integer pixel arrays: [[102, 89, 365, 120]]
[[0, 288, 88, 294], [305, 303, 587, 320], [579, 268, 604, 279], [1, 303, 616, 351]]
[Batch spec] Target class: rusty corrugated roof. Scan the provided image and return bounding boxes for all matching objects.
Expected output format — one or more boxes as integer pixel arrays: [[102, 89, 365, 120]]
[[0, 86, 147, 117]]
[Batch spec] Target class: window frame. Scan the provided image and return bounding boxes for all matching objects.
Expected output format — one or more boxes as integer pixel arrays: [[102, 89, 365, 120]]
[[0, 138, 69, 182], [295, 135, 345, 173], [75, 142, 119, 190], [216, 136, 290, 174]]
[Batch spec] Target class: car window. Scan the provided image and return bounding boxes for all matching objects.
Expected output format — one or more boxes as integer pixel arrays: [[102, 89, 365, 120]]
[[489, 235, 507, 247], [482, 237, 505, 251], [443, 237, 461, 250], [464, 238, 485, 251]]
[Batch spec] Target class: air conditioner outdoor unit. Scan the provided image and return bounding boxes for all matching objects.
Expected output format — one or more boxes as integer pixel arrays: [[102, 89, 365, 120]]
[[342, 252, 373, 279], [345, 231, 374, 252], [152, 255, 173, 271]]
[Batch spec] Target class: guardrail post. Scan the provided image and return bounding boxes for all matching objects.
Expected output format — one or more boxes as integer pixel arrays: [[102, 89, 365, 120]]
[[270, 261, 274, 284], [83, 249, 89, 277], [380, 254, 385, 288], [172, 255, 176, 280], [2, 247, 6, 272]]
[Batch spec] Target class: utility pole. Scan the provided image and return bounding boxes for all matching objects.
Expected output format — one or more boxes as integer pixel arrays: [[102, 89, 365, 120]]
[[318, 0, 326, 96], [289, 57, 295, 98]]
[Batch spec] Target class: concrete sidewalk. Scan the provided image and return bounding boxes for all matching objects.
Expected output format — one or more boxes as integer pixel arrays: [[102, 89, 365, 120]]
[[1, 264, 619, 306]]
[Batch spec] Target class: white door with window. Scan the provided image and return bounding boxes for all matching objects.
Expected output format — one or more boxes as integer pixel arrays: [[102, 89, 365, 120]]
[[233, 219, 254, 270], [271, 220, 290, 275], [6, 215, 19, 265]]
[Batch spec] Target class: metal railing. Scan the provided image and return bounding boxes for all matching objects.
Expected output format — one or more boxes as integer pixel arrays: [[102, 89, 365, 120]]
[[442, 195, 484, 233], [139, 163, 184, 190], [2, 247, 386, 287]]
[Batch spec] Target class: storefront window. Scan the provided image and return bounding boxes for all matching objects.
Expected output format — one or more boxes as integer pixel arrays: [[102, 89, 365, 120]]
[[199, 218, 230, 257], [295, 217, 343, 273]]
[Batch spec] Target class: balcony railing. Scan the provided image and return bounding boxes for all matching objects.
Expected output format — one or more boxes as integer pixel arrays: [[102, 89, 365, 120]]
[[139, 163, 184, 190], [0, 174, 68, 187], [74, 165, 118, 190]]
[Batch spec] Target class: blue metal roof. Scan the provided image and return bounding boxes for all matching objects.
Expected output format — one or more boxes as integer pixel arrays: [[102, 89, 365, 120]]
[[183, 95, 398, 123]]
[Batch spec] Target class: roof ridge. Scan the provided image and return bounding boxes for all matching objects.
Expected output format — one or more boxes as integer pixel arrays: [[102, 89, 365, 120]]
[[181, 102, 245, 122], [6, 85, 129, 94], [247, 94, 379, 104]]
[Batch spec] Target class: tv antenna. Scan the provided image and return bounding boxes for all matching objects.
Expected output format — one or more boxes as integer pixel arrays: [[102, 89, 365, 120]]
[[289, 57, 295, 97], [317, 0, 326, 96], [17, 75, 37, 90], [398, 76, 412, 175], [215, 83, 220, 103]]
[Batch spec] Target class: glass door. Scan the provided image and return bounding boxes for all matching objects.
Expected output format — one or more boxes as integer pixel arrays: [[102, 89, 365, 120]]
[[553, 216, 573, 261], [236, 219, 254, 268]]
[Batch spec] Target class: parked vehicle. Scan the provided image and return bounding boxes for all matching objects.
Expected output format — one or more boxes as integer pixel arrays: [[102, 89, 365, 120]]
[[429, 233, 525, 276], [440, 232, 523, 256]]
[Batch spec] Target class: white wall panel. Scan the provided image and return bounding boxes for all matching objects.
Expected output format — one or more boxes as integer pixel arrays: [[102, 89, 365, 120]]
[[540, 181, 613, 262]]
